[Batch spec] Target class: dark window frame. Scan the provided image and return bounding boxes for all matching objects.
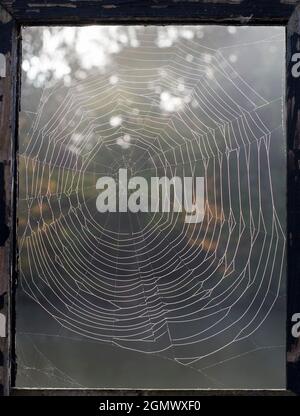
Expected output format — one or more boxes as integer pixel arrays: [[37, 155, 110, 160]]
[[0, 0, 299, 397]]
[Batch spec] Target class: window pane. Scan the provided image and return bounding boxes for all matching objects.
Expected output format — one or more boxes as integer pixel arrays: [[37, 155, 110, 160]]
[[16, 26, 286, 389]]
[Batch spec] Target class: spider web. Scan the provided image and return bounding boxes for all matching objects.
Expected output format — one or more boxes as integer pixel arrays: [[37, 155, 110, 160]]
[[17, 26, 286, 384]]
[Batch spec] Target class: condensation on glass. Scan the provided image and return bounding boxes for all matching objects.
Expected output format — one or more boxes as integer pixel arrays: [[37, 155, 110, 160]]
[[16, 26, 286, 389]]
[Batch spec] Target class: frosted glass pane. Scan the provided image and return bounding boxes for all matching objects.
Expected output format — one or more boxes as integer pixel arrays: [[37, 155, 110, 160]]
[[16, 25, 286, 389]]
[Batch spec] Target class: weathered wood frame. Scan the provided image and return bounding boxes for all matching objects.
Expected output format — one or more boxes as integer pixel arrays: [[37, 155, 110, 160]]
[[0, 0, 300, 397]]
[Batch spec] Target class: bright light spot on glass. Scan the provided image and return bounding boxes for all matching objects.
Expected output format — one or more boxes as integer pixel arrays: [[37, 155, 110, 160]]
[[228, 26, 237, 35], [72, 133, 83, 143], [229, 54, 238, 63], [160, 91, 184, 112], [206, 68, 214, 79], [109, 75, 119, 85], [177, 82, 185, 92], [22, 60, 30, 72], [181, 29, 194, 40], [110, 115, 123, 127], [117, 134, 131, 149], [204, 54, 212, 64]]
